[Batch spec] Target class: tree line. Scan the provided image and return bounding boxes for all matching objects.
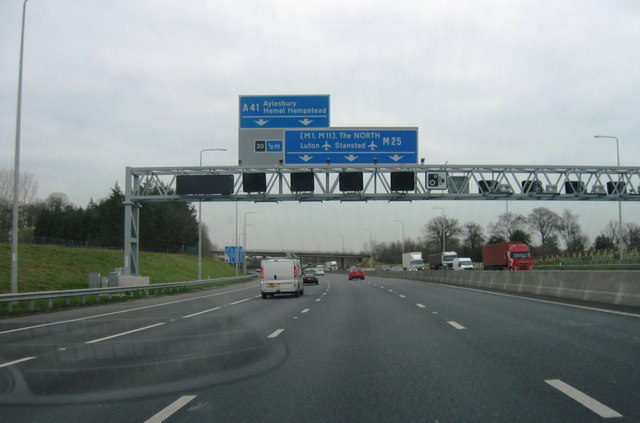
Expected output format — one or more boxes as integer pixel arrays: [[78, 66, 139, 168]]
[[371, 207, 640, 264], [0, 170, 213, 254]]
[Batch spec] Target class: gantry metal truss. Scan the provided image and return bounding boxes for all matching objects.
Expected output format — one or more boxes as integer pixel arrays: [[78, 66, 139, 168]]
[[123, 164, 640, 275]]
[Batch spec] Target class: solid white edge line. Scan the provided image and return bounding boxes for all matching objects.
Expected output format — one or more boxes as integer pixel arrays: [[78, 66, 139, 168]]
[[268, 328, 285, 338], [145, 395, 197, 423], [447, 321, 466, 330], [86, 322, 166, 344], [182, 306, 221, 319], [545, 379, 622, 418], [0, 356, 36, 368]]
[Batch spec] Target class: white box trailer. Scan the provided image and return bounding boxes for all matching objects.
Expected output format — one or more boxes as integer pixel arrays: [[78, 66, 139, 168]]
[[260, 258, 304, 298], [402, 252, 424, 271]]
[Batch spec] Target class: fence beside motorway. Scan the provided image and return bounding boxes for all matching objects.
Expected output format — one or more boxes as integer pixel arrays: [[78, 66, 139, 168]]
[[377, 269, 640, 308]]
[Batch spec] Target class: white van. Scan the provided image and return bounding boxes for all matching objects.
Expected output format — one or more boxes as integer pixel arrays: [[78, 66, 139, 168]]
[[453, 257, 474, 270], [260, 258, 304, 298]]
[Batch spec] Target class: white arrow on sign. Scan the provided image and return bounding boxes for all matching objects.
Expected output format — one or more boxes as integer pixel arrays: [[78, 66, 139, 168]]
[[254, 119, 268, 126], [368, 141, 378, 151], [389, 154, 404, 162], [322, 141, 331, 151], [345, 155, 359, 162], [299, 118, 313, 126], [299, 154, 314, 162]]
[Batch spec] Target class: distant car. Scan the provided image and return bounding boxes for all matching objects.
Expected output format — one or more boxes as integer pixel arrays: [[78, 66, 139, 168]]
[[381, 265, 390, 272], [315, 266, 325, 275], [303, 268, 319, 285], [391, 266, 403, 272], [348, 267, 365, 280]]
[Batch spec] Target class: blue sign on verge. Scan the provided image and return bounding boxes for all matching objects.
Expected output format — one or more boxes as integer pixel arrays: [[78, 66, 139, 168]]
[[224, 246, 244, 264]]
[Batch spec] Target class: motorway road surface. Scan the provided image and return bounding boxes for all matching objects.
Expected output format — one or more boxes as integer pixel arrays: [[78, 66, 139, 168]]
[[1, 273, 638, 422]]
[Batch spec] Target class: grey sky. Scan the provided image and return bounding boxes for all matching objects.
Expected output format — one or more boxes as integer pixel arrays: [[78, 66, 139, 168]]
[[1, 0, 639, 253]]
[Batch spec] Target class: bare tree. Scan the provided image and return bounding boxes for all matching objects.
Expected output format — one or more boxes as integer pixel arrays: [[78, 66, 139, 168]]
[[623, 222, 640, 250], [422, 215, 461, 252], [488, 212, 528, 242], [0, 169, 39, 236], [528, 207, 560, 253], [199, 222, 217, 255], [460, 221, 485, 260], [558, 209, 588, 252], [0, 168, 38, 204], [45, 192, 72, 211]]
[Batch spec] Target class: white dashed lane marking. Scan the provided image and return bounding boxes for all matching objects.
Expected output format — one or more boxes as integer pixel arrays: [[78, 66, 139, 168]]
[[545, 379, 622, 418], [267, 329, 285, 338], [145, 395, 197, 423], [447, 321, 466, 330]]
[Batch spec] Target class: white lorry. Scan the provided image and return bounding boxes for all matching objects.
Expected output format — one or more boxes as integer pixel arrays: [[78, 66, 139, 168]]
[[402, 252, 425, 271], [428, 251, 458, 270], [325, 261, 338, 271], [452, 257, 474, 270], [260, 258, 304, 298]]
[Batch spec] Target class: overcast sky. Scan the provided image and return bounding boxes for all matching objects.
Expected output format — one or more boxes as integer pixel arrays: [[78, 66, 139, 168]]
[[1, 0, 639, 254]]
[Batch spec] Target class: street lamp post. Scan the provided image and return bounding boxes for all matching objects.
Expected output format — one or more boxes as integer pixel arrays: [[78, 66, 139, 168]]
[[198, 148, 227, 280], [361, 228, 372, 265], [243, 211, 258, 274], [433, 207, 445, 252], [594, 135, 623, 263], [234, 203, 238, 276], [10, 0, 29, 294], [394, 220, 405, 255]]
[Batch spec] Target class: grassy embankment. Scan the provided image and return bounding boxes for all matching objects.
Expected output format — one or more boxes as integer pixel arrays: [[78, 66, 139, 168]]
[[0, 243, 238, 294]]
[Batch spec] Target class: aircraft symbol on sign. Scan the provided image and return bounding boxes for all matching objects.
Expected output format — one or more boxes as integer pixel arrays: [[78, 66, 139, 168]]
[[322, 141, 331, 151], [368, 141, 378, 151]]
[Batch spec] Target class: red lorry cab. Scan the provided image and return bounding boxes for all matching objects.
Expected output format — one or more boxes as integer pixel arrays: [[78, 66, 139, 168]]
[[482, 242, 533, 270]]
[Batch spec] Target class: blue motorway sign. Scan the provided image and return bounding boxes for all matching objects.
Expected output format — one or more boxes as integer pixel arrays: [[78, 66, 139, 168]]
[[240, 95, 330, 129], [224, 246, 244, 264], [284, 128, 418, 165]]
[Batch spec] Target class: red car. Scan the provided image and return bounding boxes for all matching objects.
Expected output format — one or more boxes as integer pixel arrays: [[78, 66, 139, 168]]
[[348, 267, 365, 280]]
